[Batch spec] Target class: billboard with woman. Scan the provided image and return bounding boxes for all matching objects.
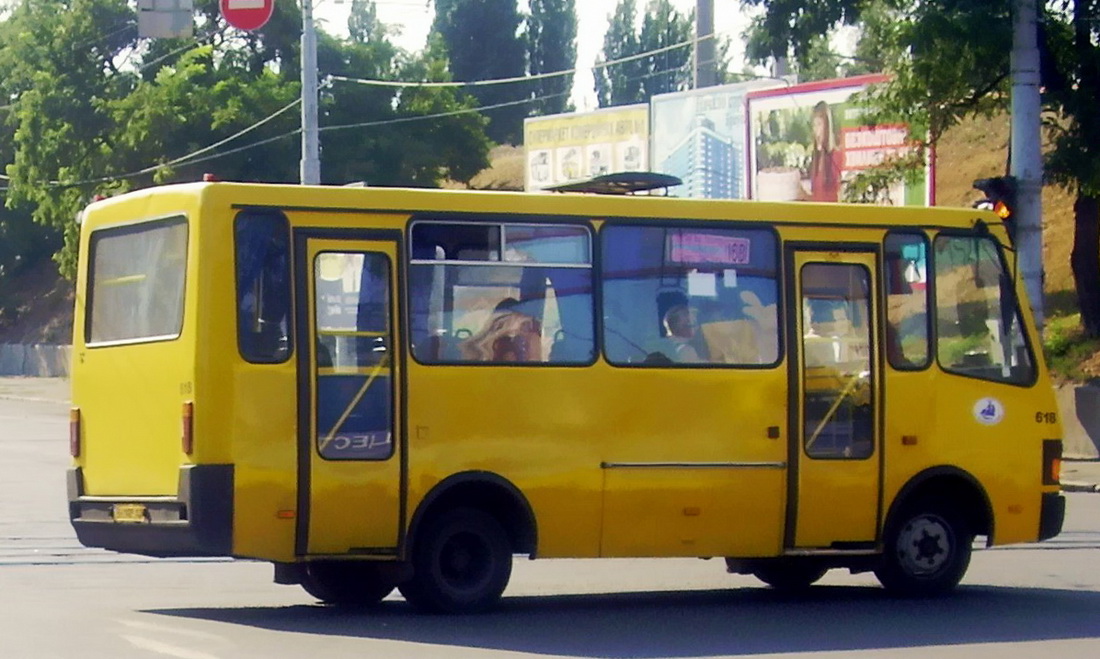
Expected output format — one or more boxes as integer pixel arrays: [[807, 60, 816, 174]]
[[747, 74, 932, 206]]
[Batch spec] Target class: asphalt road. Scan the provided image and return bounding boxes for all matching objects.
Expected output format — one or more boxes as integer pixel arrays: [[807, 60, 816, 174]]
[[2, 394, 1099, 659]]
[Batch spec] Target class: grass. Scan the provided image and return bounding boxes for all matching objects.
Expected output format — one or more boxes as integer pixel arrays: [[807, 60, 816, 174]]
[[1043, 311, 1100, 382]]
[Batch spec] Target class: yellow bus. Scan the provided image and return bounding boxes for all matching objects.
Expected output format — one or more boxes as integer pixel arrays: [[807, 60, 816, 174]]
[[68, 177, 1065, 613]]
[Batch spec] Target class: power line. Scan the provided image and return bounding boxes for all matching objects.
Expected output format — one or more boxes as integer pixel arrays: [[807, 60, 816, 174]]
[[15, 98, 302, 189], [331, 34, 705, 89]]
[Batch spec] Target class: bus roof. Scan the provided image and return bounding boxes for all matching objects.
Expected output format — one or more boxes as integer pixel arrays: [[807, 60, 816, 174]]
[[81, 180, 1000, 234]]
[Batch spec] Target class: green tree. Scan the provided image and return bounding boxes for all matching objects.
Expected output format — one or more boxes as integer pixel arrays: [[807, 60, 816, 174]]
[[1042, 2, 1100, 336], [743, 0, 1100, 337], [595, 0, 692, 108], [595, 0, 644, 107], [0, 0, 494, 279], [526, 0, 577, 116], [321, 4, 491, 186], [638, 0, 692, 99], [432, 0, 528, 145], [742, 0, 863, 68], [0, 0, 141, 278]]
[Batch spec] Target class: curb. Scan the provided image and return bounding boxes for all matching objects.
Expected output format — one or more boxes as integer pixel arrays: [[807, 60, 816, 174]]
[[1061, 480, 1100, 493]]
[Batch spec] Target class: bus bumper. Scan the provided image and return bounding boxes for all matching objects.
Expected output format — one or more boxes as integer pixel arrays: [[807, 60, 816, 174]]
[[68, 464, 233, 558], [1039, 491, 1066, 541]]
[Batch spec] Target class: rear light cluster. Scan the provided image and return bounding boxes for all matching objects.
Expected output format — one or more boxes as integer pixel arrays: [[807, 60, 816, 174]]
[[70, 408, 81, 458], [182, 401, 194, 455], [1042, 439, 1062, 486]]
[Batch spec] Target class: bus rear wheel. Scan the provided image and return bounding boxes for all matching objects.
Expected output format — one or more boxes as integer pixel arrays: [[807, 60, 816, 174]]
[[300, 561, 395, 606], [752, 560, 828, 591], [399, 507, 512, 614], [875, 502, 972, 597]]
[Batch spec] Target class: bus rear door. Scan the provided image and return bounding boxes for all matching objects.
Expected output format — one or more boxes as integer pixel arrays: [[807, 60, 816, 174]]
[[295, 233, 404, 557]]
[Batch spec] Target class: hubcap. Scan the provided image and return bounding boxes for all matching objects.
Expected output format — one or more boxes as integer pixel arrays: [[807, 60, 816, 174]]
[[896, 513, 953, 578], [439, 532, 491, 591]]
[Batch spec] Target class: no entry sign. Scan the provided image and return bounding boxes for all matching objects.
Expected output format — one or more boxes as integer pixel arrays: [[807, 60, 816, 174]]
[[220, 0, 274, 31]]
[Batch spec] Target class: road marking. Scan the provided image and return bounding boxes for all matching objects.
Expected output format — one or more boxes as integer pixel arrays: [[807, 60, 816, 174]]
[[122, 635, 222, 659]]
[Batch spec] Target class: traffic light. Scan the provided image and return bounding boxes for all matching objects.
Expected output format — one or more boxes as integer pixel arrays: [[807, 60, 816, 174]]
[[973, 176, 1018, 241]]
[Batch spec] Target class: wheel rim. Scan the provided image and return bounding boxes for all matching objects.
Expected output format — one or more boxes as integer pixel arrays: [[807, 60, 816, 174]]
[[439, 531, 492, 592], [895, 513, 954, 578]]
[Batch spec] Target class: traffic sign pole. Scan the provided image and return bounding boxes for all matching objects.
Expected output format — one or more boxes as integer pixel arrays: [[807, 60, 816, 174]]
[[300, 0, 321, 185]]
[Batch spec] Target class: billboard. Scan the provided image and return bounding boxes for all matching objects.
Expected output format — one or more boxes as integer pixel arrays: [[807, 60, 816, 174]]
[[650, 80, 782, 199], [524, 105, 649, 191], [747, 74, 932, 206]]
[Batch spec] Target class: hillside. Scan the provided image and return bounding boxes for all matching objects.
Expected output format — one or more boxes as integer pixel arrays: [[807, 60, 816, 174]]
[[0, 119, 1081, 346]]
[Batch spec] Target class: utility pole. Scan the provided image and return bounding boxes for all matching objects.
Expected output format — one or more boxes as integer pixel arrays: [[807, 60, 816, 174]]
[[300, 0, 321, 185], [694, 0, 716, 89], [1011, 0, 1043, 332]]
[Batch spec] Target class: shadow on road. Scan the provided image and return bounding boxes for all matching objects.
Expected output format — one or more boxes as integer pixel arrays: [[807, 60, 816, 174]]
[[148, 584, 1100, 657]]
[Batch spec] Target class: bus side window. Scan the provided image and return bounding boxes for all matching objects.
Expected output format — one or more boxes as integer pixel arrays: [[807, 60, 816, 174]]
[[601, 224, 780, 367], [408, 221, 594, 365], [235, 211, 292, 363], [884, 232, 930, 369]]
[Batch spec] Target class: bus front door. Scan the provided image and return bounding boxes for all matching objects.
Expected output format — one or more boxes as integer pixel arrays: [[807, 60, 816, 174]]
[[787, 249, 881, 550], [297, 235, 403, 557]]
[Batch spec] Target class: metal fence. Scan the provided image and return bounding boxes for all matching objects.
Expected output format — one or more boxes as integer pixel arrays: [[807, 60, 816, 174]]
[[0, 344, 71, 377]]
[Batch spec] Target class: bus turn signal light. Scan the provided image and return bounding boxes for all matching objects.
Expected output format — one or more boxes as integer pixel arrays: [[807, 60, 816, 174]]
[[70, 408, 81, 458], [1042, 439, 1062, 486], [182, 401, 194, 455]]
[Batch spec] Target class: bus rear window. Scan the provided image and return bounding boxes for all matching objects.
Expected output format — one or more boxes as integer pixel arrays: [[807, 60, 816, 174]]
[[87, 217, 188, 345]]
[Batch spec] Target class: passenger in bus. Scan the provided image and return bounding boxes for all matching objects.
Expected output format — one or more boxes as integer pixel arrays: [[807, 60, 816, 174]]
[[460, 298, 543, 362], [647, 304, 702, 363]]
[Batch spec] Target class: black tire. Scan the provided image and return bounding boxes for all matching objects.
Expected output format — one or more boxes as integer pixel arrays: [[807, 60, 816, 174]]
[[300, 561, 395, 606], [398, 507, 512, 614], [752, 560, 828, 591], [875, 502, 973, 597]]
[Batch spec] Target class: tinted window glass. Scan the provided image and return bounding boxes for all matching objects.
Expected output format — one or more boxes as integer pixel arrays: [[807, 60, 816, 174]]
[[409, 221, 595, 365], [314, 251, 393, 461], [87, 217, 187, 344], [601, 225, 779, 366], [884, 233, 930, 369], [235, 211, 291, 363], [801, 263, 874, 459]]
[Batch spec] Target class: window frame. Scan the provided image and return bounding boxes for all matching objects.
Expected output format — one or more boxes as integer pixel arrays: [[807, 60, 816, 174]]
[[798, 260, 876, 461], [599, 219, 783, 370], [313, 248, 396, 462], [883, 231, 932, 371], [406, 216, 597, 367], [234, 209, 293, 365], [85, 214, 189, 348], [931, 229, 1038, 387]]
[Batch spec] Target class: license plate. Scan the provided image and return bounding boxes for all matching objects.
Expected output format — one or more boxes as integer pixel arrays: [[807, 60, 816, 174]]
[[112, 503, 147, 523]]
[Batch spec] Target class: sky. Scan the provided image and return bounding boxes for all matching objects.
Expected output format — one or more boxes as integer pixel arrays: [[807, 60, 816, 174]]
[[312, 0, 749, 111]]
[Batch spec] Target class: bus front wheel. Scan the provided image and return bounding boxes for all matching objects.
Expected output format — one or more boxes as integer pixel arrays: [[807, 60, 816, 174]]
[[300, 561, 395, 606], [875, 501, 972, 597], [399, 507, 513, 614]]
